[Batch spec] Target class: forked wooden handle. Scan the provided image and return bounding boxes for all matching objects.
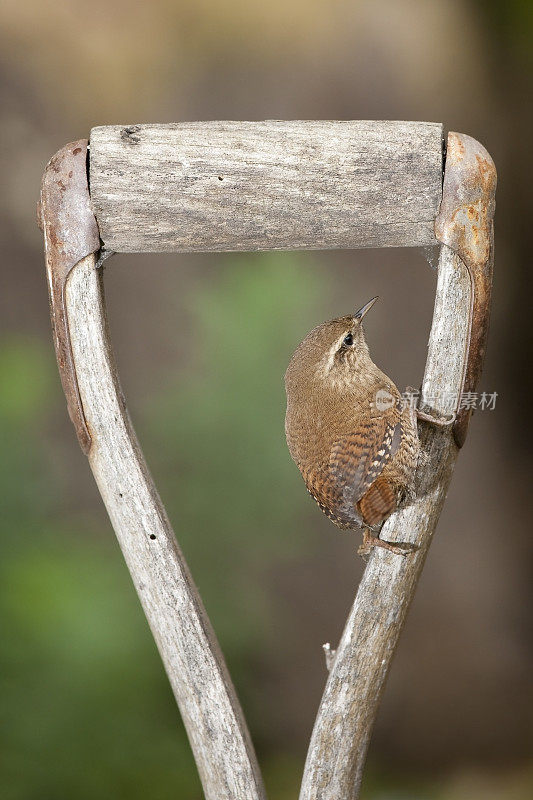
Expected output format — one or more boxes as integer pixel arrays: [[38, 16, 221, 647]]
[[40, 121, 495, 800]]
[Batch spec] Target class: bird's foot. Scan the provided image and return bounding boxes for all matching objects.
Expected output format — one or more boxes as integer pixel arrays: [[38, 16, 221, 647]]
[[416, 408, 456, 427], [358, 529, 417, 559], [404, 386, 456, 428]]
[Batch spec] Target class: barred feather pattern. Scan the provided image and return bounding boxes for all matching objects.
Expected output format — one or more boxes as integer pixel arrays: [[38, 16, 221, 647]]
[[301, 403, 418, 531], [284, 313, 420, 534]]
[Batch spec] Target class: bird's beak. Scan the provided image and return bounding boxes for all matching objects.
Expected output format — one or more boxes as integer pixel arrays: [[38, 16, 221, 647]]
[[354, 296, 379, 321]]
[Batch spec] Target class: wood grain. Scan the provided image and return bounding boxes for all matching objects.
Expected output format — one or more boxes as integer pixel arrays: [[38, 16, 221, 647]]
[[89, 121, 444, 253], [65, 254, 266, 800]]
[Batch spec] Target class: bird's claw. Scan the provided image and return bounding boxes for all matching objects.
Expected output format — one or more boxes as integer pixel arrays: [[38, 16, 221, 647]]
[[358, 529, 418, 558]]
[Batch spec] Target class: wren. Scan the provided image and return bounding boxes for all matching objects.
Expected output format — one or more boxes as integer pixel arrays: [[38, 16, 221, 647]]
[[284, 297, 420, 556]]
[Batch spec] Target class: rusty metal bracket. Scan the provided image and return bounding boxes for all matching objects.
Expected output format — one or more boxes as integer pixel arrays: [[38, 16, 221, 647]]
[[435, 131, 497, 448], [39, 140, 101, 454]]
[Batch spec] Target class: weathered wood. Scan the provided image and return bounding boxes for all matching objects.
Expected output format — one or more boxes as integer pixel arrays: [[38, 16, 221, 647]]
[[89, 121, 444, 253], [65, 254, 266, 800], [299, 245, 470, 800], [43, 124, 494, 800]]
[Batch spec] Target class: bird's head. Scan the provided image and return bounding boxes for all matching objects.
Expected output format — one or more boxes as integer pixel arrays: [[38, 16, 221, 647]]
[[284, 297, 378, 396]]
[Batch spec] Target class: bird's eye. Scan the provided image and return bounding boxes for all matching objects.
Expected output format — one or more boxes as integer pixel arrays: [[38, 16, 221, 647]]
[[342, 333, 354, 347]]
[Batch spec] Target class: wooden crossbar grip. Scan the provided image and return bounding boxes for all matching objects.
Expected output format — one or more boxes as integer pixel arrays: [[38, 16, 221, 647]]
[[89, 121, 444, 253]]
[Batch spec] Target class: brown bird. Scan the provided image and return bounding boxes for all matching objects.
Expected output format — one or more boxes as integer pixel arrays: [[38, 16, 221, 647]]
[[284, 297, 420, 556]]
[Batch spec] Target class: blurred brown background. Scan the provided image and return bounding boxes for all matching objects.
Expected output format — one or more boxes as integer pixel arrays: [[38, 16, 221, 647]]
[[1, 1, 532, 798]]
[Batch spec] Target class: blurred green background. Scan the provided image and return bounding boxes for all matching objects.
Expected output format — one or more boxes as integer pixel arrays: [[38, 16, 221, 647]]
[[1, 1, 532, 798]]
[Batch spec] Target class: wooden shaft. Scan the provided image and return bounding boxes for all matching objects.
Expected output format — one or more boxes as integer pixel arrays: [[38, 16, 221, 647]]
[[65, 254, 266, 800], [89, 121, 444, 253], [300, 245, 470, 800]]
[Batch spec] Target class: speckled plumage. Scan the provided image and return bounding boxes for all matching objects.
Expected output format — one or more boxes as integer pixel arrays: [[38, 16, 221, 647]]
[[284, 301, 419, 554]]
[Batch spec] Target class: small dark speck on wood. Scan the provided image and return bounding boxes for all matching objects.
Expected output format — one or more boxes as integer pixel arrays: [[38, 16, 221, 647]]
[[121, 125, 141, 145]]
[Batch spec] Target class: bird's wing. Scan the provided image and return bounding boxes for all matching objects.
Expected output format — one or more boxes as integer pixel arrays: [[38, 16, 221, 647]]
[[327, 404, 403, 522]]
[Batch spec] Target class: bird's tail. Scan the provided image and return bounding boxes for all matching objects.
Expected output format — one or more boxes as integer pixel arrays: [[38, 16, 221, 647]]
[[357, 476, 396, 527]]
